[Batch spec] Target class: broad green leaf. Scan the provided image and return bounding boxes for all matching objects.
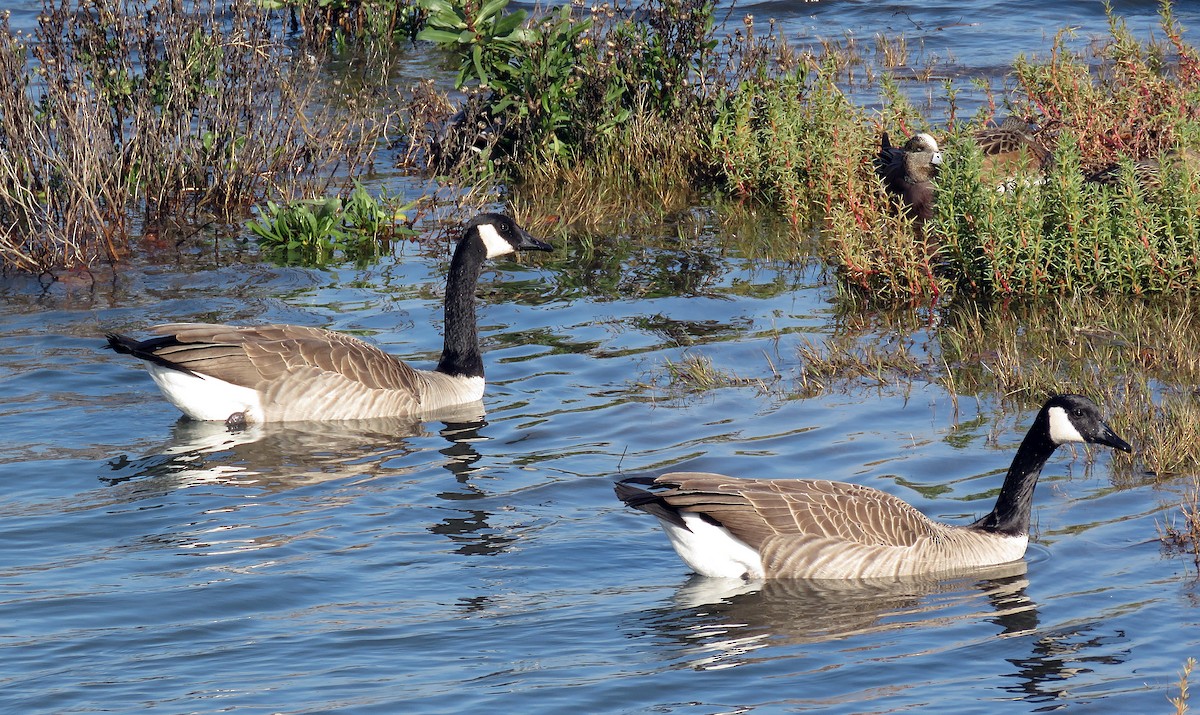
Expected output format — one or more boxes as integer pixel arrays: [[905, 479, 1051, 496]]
[[418, 0, 453, 14], [492, 10, 527, 38], [472, 44, 488, 87], [416, 28, 464, 44], [477, 0, 510, 24]]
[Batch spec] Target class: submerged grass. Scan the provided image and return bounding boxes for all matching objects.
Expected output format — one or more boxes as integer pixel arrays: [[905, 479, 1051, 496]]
[[641, 350, 781, 402], [784, 294, 1200, 480]]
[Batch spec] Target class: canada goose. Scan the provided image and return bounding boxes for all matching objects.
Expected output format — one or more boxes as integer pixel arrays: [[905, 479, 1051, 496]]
[[106, 213, 552, 424], [875, 132, 942, 227], [615, 394, 1132, 580]]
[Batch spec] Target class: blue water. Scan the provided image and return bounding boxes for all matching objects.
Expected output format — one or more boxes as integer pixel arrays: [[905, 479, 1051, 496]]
[[5, 1, 1200, 713]]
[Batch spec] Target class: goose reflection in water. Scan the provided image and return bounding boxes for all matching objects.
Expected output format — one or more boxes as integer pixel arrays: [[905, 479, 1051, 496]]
[[103, 400, 489, 493], [98, 401, 515, 557], [640, 563, 1131, 705], [639, 561, 1036, 671]]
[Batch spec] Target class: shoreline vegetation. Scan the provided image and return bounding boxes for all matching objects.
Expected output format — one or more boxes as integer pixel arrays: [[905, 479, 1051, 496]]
[[1, 0, 1196, 292], [4, 1, 1200, 566]]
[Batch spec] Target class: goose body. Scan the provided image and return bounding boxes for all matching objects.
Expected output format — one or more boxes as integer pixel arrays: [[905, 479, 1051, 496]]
[[616, 395, 1132, 580], [106, 213, 552, 424], [876, 132, 942, 226], [974, 116, 1052, 176], [1084, 148, 1200, 190]]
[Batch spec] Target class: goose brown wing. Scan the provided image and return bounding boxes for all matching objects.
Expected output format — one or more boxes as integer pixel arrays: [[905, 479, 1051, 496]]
[[974, 118, 1050, 162], [148, 323, 426, 395], [654, 472, 938, 550]]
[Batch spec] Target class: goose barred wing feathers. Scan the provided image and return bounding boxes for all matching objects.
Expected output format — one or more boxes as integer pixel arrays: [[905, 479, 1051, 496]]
[[143, 323, 427, 395], [633, 472, 939, 549]]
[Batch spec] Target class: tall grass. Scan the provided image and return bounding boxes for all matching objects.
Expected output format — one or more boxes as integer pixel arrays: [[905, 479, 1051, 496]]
[[0, 0, 395, 273], [712, 2, 1200, 301], [5, 0, 1200, 295]]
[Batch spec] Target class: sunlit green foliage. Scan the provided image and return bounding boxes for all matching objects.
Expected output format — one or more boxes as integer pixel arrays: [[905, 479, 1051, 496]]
[[249, 183, 416, 266], [415, 0, 720, 170]]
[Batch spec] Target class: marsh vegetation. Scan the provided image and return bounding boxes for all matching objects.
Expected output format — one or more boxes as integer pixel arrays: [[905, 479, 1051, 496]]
[[3, 0, 1200, 584]]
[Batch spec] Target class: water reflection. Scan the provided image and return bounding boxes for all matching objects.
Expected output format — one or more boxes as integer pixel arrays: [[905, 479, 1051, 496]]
[[1003, 621, 1133, 705], [102, 400, 489, 493], [642, 562, 1036, 670], [639, 563, 1133, 706], [92, 402, 534, 560]]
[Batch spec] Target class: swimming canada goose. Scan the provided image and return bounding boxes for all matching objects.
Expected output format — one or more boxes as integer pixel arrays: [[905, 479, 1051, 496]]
[[875, 132, 942, 227], [106, 213, 552, 424], [615, 394, 1132, 580]]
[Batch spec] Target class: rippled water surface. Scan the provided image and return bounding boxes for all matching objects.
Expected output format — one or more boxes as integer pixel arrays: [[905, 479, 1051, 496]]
[[6, 1, 1200, 713]]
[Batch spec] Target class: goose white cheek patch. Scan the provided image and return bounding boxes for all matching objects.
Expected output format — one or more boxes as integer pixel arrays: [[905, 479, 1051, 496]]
[[477, 223, 515, 258], [1048, 406, 1086, 444]]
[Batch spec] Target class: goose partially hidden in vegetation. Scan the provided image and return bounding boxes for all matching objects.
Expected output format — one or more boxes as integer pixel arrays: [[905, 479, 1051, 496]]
[[615, 394, 1132, 580], [973, 116, 1053, 176], [106, 213, 552, 424], [875, 132, 942, 229]]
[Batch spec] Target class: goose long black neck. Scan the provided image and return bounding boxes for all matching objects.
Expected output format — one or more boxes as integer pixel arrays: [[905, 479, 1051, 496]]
[[435, 235, 486, 378], [970, 410, 1059, 536]]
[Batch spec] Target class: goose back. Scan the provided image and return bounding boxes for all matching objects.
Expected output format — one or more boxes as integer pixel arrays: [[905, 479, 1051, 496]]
[[974, 117, 1052, 174], [622, 472, 1028, 580], [124, 323, 483, 422]]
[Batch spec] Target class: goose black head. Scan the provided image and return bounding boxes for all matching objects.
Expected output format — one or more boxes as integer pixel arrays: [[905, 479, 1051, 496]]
[[1041, 394, 1133, 453], [468, 213, 553, 259]]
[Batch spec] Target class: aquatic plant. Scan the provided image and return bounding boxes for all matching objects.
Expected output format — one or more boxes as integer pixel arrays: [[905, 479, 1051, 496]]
[[712, 1, 1200, 300], [4, 0, 1200, 302], [784, 292, 1200, 479], [643, 351, 778, 399], [408, 0, 723, 214], [258, 0, 425, 49], [249, 183, 416, 265], [1169, 657, 1194, 715]]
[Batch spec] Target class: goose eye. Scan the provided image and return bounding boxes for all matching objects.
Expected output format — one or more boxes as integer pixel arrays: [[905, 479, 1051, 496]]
[[1072, 408, 1084, 417]]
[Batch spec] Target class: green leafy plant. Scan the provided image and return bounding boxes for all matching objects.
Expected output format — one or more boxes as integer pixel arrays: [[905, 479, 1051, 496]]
[[247, 183, 416, 265], [417, 0, 530, 90], [412, 0, 722, 182], [249, 197, 349, 255]]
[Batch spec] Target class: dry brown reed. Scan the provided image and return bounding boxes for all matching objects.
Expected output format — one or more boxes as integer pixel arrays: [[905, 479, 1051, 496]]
[[1169, 657, 1195, 713], [656, 351, 777, 396], [788, 294, 1199, 480], [0, 0, 394, 273]]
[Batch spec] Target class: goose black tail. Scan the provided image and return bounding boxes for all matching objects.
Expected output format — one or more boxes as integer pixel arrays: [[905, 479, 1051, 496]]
[[614, 476, 690, 530], [104, 332, 198, 376]]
